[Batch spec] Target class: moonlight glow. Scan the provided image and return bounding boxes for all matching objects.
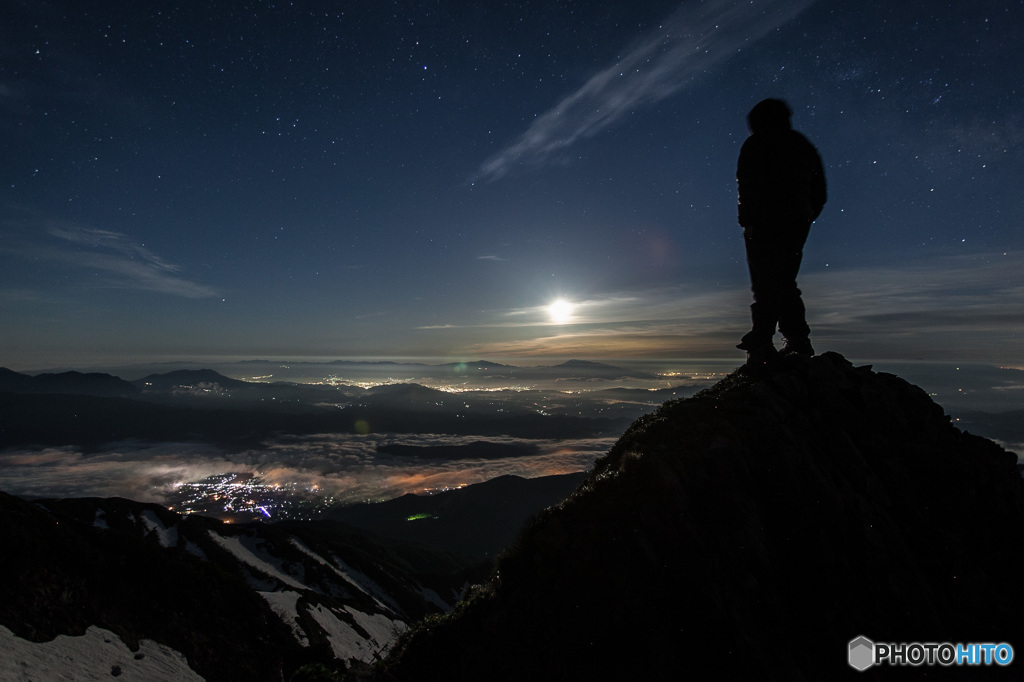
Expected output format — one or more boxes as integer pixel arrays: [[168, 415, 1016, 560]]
[[549, 299, 574, 324]]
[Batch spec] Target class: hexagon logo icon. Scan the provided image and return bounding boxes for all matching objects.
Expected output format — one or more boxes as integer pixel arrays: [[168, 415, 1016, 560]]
[[849, 636, 875, 671]]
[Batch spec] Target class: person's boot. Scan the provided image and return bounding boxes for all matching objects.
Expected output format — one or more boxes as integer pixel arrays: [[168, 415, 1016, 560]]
[[739, 304, 776, 351], [737, 330, 772, 351], [736, 334, 760, 351], [780, 337, 814, 356]]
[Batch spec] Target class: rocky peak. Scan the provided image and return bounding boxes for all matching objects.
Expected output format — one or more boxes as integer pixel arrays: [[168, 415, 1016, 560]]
[[381, 352, 1024, 680]]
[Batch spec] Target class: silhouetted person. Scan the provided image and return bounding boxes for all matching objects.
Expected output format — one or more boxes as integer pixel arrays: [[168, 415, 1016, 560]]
[[736, 98, 826, 360]]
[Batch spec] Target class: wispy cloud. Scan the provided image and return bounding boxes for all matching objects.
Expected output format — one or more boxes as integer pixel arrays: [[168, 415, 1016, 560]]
[[4, 222, 219, 299], [474, 0, 818, 182]]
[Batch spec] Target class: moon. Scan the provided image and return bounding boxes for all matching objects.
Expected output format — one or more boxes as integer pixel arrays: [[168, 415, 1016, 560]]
[[549, 299, 574, 324]]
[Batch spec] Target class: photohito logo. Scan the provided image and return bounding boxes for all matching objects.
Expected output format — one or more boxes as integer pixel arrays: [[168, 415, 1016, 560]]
[[849, 636, 1014, 671]]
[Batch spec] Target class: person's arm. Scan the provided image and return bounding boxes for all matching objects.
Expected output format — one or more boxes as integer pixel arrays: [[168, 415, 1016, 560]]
[[737, 139, 758, 227], [809, 147, 827, 221]]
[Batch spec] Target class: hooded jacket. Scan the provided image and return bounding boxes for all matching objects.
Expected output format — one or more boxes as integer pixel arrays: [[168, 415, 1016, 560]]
[[737, 99, 827, 229]]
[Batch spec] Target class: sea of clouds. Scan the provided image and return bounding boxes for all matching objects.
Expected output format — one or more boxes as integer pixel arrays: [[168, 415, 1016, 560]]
[[0, 433, 615, 505]]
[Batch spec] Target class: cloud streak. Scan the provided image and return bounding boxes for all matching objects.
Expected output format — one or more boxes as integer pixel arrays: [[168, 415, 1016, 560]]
[[475, 0, 818, 182], [3, 222, 220, 299], [48, 225, 220, 298]]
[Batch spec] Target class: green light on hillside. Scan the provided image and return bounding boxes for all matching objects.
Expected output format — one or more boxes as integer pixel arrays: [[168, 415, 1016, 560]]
[[406, 513, 437, 522]]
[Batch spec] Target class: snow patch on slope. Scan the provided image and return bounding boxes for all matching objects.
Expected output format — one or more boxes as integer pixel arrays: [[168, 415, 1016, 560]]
[[140, 509, 179, 548], [347, 605, 405, 651], [328, 553, 400, 613], [0, 624, 204, 681], [259, 590, 309, 647], [288, 537, 392, 610], [306, 604, 403, 663], [208, 530, 306, 590], [307, 604, 368, 661]]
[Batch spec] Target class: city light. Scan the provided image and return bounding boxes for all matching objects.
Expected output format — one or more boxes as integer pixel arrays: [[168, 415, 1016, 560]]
[[167, 473, 335, 522]]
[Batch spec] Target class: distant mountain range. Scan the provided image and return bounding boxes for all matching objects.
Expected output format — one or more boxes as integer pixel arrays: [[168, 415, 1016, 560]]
[[375, 440, 542, 461], [133, 368, 255, 391], [232, 358, 660, 381], [0, 367, 140, 397], [0, 367, 631, 450]]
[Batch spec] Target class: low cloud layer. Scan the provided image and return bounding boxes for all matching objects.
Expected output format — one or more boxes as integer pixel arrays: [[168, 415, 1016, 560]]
[[0, 434, 613, 505]]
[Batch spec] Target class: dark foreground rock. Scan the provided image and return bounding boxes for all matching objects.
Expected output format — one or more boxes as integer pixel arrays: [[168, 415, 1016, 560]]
[[377, 352, 1024, 681]]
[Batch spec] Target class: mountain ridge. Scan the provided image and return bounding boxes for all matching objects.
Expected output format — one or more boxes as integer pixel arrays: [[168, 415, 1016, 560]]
[[132, 368, 254, 391], [378, 351, 1024, 681], [326, 473, 588, 559], [0, 368, 139, 397]]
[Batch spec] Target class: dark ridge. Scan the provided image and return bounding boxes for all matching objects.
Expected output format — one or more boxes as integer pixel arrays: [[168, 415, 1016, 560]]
[[326, 473, 588, 559], [362, 383, 450, 402], [953, 409, 1024, 447], [437, 360, 513, 369], [0, 392, 333, 451], [378, 352, 1024, 681], [375, 441, 541, 461], [0, 368, 138, 397], [551, 359, 621, 369], [550, 359, 658, 379], [132, 369, 253, 390], [0, 391, 621, 451]]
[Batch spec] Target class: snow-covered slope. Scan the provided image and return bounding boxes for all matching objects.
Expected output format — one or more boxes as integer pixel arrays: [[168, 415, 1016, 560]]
[[0, 492, 483, 681], [0, 624, 204, 681]]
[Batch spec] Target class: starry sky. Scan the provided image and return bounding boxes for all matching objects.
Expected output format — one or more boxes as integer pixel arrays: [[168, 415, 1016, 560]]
[[3, 0, 1023, 370]]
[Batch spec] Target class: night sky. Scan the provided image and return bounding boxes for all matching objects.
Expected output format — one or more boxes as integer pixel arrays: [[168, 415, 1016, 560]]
[[3, 0, 1022, 369]]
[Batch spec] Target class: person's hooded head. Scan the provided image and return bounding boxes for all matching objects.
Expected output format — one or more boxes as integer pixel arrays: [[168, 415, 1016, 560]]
[[747, 98, 792, 135]]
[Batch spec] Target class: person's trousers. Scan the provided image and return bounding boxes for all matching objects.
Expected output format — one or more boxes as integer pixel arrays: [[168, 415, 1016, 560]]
[[742, 222, 811, 346]]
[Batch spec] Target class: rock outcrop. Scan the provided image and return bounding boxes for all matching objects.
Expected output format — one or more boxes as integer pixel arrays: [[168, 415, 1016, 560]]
[[381, 352, 1024, 681]]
